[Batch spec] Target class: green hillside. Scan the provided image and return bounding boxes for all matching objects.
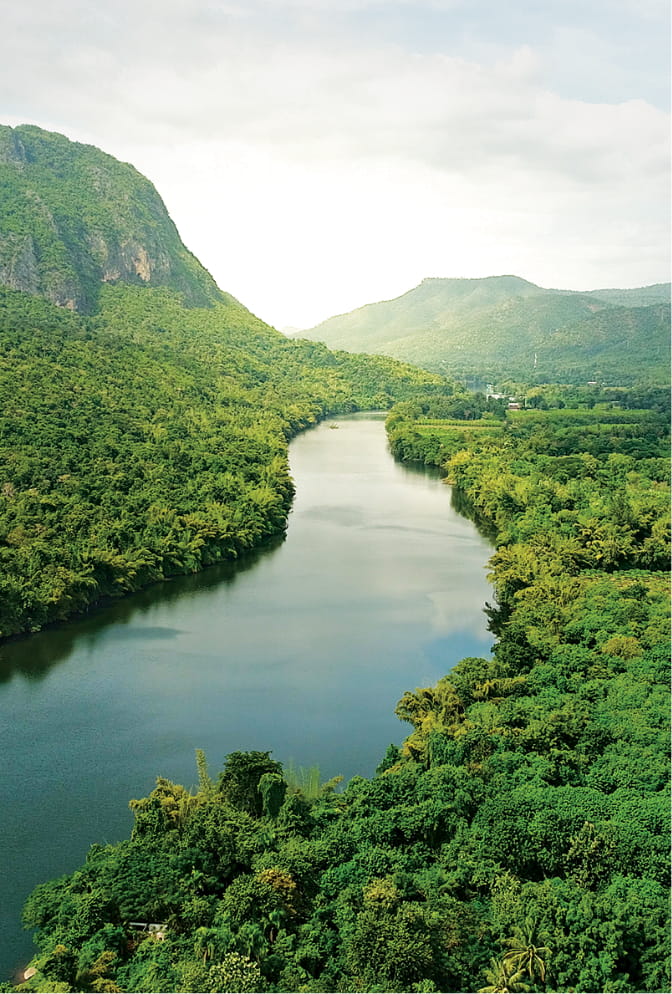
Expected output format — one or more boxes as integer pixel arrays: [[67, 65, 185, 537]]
[[0, 284, 448, 640], [302, 276, 671, 385], [575, 284, 670, 307], [0, 124, 224, 312]]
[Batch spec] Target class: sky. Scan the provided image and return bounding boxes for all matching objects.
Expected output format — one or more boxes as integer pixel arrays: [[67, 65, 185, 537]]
[[1, 0, 670, 329]]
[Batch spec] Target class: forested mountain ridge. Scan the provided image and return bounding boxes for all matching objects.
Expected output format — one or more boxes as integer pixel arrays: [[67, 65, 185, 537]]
[[0, 124, 224, 312], [560, 283, 670, 307], [301, 276, 671, 385]]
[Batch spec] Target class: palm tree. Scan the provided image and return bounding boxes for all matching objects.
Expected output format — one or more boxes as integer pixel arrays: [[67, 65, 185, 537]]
[[478, 956, 530, 993], [236, 921, 267, 963], [194, 926, 218, 964], [265, 907, 284, 943], [502, 919, 551, 984]]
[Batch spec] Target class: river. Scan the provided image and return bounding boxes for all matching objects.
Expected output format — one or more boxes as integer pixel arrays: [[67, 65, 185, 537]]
[[0, 414, 493, 978]]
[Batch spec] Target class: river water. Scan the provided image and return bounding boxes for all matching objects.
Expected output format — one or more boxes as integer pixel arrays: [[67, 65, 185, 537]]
[[0, 414, 493, 978]]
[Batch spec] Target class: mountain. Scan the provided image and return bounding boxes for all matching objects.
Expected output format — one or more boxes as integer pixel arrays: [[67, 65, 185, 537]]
[[0, 124, 224, 312], [301, 276, 671, 385]]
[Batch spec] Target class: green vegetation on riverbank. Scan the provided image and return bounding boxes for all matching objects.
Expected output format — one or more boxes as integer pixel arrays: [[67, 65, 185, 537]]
[[13, 387, 669, 993], [0, 284, 448, 639]]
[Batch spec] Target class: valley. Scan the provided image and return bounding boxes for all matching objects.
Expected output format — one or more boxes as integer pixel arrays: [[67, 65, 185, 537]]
[[0, 123, 668, 993]]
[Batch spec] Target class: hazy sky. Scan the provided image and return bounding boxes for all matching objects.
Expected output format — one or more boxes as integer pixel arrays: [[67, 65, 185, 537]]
[[1, 0, 669, 328]]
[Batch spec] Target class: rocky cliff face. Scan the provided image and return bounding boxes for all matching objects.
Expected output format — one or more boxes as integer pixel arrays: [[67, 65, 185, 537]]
[[0, 234, 42, 295], [0, 124, 223, 312]]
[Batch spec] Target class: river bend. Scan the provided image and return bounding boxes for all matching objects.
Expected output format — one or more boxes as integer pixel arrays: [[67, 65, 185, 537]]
[[0, 414, 493, 977]]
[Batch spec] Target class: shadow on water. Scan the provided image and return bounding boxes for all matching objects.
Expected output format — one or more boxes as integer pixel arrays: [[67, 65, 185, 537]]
[[389, 450, 498, 545], [0, 533, 286, 685], [392, 457, 445, 481], [450, 487, 499, 545]]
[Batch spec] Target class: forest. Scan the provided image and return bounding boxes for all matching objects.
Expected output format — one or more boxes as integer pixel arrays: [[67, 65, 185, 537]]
[[9, 387, 669, 993], [0, 283, 446, 639]]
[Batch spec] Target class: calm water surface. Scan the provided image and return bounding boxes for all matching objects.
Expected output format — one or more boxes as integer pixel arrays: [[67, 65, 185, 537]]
[[0, 415, 493, 977]]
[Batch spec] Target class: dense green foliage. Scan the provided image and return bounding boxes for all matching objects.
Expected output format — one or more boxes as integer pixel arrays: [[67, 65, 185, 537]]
[[15, 392, 669, 993], [0, 124, 224, 311], [0, 284, 447, 639], [303, 275, 671, 384]]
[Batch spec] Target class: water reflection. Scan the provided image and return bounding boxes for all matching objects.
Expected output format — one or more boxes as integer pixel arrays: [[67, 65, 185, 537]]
[[450, 486, 498, 543], [0, 534, 285, 684]]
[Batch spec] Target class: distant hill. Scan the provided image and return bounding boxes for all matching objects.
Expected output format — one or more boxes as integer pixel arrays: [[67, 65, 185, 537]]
[[301, 276, 671, 385], [566, 284, 670, 307], [0, 124, 224, 312]]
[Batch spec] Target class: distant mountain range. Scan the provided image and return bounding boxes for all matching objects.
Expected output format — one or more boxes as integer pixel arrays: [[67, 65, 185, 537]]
[[299, 275, 671, 385]]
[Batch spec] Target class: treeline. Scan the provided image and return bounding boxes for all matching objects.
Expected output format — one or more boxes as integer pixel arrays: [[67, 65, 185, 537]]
[[12, 388, 669, 993], [0, 285, 447, 639]]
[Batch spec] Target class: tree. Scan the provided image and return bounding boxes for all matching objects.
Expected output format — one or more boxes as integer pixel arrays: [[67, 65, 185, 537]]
[[259, 772, 287, 819], [502, 919, 551, 985], [204, 953, 262, 993], [217, 751, 284, 818], [478, 957, 530, 993]]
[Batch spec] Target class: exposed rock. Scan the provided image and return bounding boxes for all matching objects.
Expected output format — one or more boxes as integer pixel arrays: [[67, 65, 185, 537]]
[[0, 234, 40, 294]]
